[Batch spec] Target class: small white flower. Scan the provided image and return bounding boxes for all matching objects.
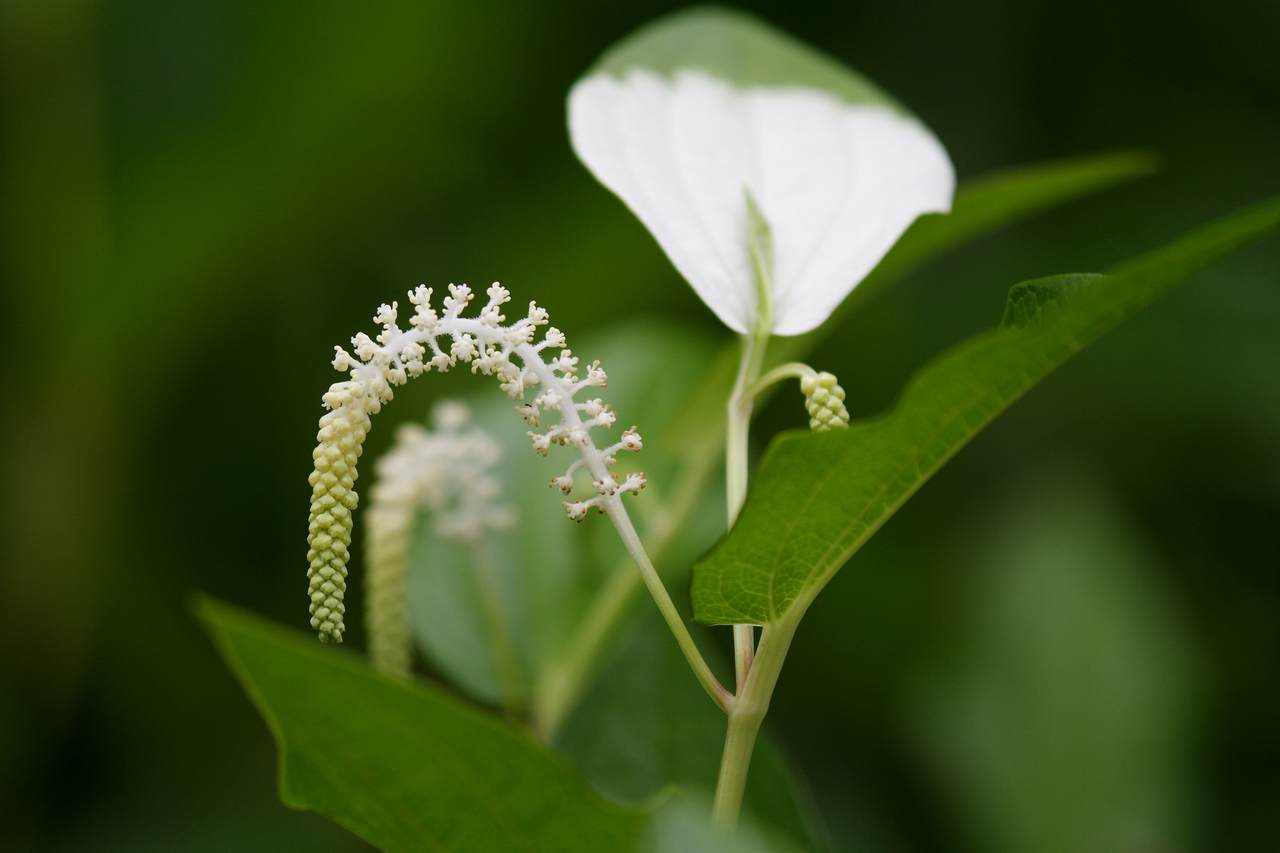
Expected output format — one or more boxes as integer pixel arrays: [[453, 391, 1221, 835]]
[[619, 428, 643, 451], [529, 431, 552, 455], [618, 472, 647, 495], [569, 9, 954, 336], [432, 400, 471, 431], [516, 403, 541, 425]]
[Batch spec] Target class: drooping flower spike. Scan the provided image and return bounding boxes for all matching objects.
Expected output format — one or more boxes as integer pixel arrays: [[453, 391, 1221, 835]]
[[569, 9, 954, 337], [363, 402, 513, 676], [306, 283, 646, 643]]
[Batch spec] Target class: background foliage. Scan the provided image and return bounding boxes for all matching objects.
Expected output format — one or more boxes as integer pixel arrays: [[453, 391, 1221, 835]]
[[1, 0, 1277, 850]]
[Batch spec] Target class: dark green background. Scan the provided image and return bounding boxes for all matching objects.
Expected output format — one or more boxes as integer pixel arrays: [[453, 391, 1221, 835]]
[[2, 1, 1276, 850]]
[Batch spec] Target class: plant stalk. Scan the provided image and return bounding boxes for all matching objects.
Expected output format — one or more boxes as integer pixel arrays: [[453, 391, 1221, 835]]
[[726, 330, 768, 687], [604, 500, 732, 714], [470, 537, 526, 712], [711, 614, 799, 829], [714, 192, 781, 826], [533, 446, 718, 739]]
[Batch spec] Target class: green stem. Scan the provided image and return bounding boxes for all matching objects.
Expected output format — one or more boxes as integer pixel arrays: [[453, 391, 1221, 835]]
[[747, 362, 817, 398], [725, 331, 768, 688], [604, 501, 733, 714], [716, 189, 779, 826], [532, 565, 634, 739], [533, 448, 718, 739], [711, 613, 800, 829], [470, 537, 525, 712]]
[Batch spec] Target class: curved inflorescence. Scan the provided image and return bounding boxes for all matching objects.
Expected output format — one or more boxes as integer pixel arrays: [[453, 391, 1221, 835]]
[[307, 282, 646, 643], [800, 371, 850, 432], [363, 402, 512, 676]]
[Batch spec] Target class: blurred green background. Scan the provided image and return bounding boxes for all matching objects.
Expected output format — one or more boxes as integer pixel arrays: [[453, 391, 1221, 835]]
[[2, 0, 1277, 850]]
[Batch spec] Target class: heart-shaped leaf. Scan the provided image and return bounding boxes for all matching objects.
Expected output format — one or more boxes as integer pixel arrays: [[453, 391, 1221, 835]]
[[570, 8, 954, 336]]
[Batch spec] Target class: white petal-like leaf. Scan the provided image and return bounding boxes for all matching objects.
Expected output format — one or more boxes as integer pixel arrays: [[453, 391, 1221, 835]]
[[569, 9, 955, 336]]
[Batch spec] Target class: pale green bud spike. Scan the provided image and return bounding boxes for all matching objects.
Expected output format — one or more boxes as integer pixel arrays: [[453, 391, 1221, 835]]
[[306, 385, 374, 643], [800, 371, 850, 432], [364, 486, 413, 676]]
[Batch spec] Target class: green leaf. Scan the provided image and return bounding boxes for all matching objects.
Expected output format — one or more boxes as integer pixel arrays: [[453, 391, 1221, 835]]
[[407, 323, 721, 707], [692, 196, 1280, 626], [555, 612, 825, 849], [589, 8, 899, 110], [196, 596, 645, 852]]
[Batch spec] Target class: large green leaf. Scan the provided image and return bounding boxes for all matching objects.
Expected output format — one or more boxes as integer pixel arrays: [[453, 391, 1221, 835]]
[[200, 597, 807, 852], [197, 597, 644, 852], [693, 196, 1280, 626]]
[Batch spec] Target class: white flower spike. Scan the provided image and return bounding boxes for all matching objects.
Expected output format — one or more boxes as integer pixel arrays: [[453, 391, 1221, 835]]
[[569, 9, 954, 336], [363, 403, 514, 677], [306, 282, 646, 643]]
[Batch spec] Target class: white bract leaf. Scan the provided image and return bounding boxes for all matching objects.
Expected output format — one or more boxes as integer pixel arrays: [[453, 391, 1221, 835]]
[[569, 10, 954, 336]]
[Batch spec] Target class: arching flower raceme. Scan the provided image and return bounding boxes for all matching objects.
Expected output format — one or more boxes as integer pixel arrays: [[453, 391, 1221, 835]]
[[306, 283, 646, 643], [363, 402, 514, 677], [569, 9, 954, 336]]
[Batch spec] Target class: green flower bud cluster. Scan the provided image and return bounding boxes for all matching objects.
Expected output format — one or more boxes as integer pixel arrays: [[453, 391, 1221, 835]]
[[800, 371, 850, 432]]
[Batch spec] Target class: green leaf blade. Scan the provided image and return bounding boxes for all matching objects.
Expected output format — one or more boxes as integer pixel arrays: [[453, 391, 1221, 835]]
[[197, 597, 645, 852], [692, 196, 1280, 626]]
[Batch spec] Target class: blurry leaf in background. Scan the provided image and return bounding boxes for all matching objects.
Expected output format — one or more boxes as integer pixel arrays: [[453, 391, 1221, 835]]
[[692, 196, 1280, 627], [407, 323, 721, 708], [197, 597, 645, 852], [647, 793, 804, 853], [910, 470, 1195, 852], [556, 611, 826, 850]]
